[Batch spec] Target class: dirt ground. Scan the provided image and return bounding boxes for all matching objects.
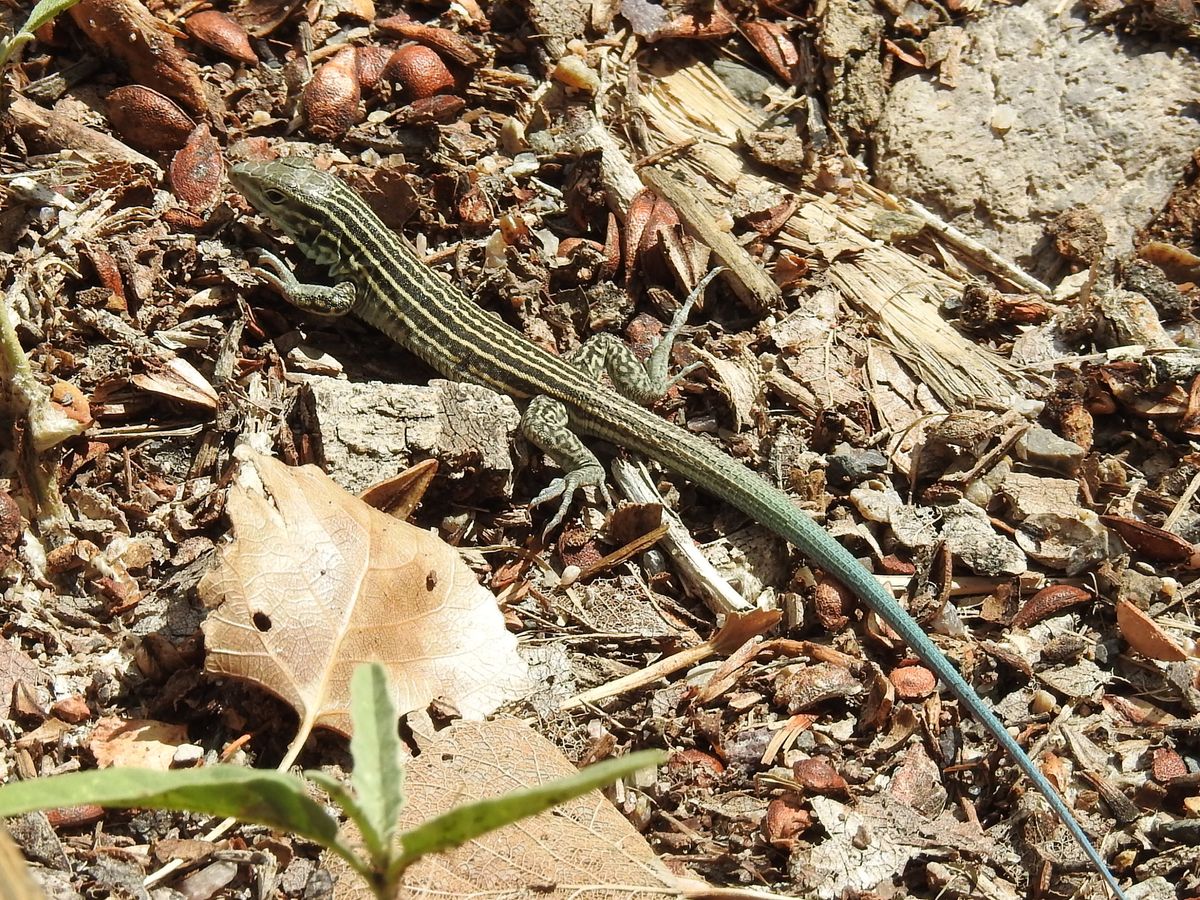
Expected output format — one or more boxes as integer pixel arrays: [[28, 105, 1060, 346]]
[[1, 0, 1199, 898]]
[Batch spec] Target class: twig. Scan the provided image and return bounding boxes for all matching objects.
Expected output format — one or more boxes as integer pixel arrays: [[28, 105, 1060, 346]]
[[641, 165, 783, 315], [610, 457, 753, 614], [902, 198, 1051, 296]]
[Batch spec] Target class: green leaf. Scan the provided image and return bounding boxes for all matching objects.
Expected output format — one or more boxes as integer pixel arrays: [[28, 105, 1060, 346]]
[[304, 769, 384, 863], [348, 662, 405, 855], [0, 0, 85, 69], [0, 766, 340, 847], [393, 749, 665, 873]]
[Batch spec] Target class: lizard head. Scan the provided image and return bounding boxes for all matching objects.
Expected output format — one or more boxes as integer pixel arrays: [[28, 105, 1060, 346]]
[[229, 157, 351, 250]]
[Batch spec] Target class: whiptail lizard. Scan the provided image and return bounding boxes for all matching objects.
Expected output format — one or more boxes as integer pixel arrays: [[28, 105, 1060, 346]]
[[229, 157, 1130, 900]]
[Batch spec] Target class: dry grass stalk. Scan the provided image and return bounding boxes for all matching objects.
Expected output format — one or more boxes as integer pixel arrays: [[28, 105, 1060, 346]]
[[627, 56, 1030, 408]]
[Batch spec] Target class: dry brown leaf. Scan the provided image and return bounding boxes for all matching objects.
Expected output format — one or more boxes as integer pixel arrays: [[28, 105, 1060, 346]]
[[201, 453, 528, 738], [1115, 600, 1191, 662], [1100, 514, 1200, 568], [0, 641, 40, 720], [358, 458, 439, 520], [0, 825, 41, 900], [1103, 693, 1178, 726], [709, 608, 782, 654], [795, 795, 1001, 898], [130, 357, 218, 411], [234, 0, 305, 38], [69, 0, 208, 116], [89, 717, 188, 770], [328, 717, 681, 899], [689, 346, 762, 432]]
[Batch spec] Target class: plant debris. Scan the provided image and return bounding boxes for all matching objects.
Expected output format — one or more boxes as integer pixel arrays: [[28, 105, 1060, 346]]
[[2, 0, 1199, 897]]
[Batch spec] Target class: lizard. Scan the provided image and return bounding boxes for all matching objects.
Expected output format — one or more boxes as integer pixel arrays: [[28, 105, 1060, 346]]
[[228, 156, 1131, 899]]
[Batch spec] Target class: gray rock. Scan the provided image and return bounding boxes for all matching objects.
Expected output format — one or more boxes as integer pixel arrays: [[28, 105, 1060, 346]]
[[826, 443, 888, 485], [876, 0, 1200, 274], [1013, 426, 1086, 475], [308, 377, 521, 498], [940, 499, 1027, 576]]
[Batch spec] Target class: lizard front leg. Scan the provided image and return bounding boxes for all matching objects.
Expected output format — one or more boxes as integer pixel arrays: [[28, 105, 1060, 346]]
[[567, 267, 718, 400], [250, 250, 357, 316]]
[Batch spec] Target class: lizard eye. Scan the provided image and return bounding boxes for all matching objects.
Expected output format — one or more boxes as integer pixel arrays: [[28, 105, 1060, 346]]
[[264, 189, 287, 205]]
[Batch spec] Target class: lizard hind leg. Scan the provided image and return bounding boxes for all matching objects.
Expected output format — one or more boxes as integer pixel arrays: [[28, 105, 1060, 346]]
[[525, 268, 721, 535], [522, 395, 612, 537], [566, 266, 720, 402]]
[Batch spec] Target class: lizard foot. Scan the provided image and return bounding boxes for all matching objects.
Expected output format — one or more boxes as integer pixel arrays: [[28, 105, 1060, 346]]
[[530, 466, 613, 538]]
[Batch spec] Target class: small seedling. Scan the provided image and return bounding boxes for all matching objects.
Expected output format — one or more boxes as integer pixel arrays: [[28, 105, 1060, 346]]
[[0, 0, 85, 70], [0, 662, 664, 898]]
